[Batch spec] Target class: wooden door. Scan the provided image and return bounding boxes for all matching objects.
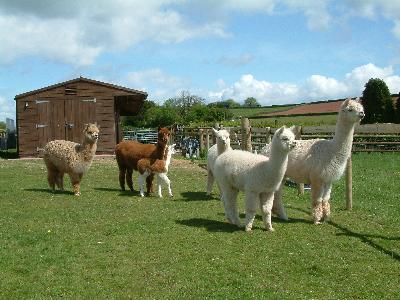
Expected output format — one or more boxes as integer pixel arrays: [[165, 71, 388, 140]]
[[37, 100, 65, 151], [64, 97, 96, 142]]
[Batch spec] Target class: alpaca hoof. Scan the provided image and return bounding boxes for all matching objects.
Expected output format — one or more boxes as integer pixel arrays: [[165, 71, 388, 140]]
[[266, 227, 275, 232], [314, 221, 323, 225], [279, 215, 289, 221], [245, 225, 252, 232], [169, 194, 173, 198], [140, 192, 145, 197], [74, 192, 81, 196]]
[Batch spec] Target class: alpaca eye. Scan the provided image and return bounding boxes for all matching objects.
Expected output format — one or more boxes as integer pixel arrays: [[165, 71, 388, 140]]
[[348, 108, 353, 111]]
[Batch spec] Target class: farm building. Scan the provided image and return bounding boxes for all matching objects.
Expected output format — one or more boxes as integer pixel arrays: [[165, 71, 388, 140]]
[[15, 77, 147, 157]]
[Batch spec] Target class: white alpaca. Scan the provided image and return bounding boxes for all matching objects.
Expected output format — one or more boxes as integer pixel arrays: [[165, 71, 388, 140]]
[[206, 128, 232, 196], [138, 144, 176, 198], [261, 98, 364, 224], [214, 127, 296, 232]]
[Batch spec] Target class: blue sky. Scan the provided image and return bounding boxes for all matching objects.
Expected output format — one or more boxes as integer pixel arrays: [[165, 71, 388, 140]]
[[1, 0, 400, 122]]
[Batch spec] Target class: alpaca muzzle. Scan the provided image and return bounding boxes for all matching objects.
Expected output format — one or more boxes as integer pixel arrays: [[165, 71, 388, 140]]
[[358, 111, 365, 119]]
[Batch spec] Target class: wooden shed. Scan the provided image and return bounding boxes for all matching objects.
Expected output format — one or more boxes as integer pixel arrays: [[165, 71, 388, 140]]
[[15, 77, 147, 157]]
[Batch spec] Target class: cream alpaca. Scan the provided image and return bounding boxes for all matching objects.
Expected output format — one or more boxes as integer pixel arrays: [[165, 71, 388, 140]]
[[214, 127, 296, 232], [138, 144, 176, 198], [43, 123, 100, 196], [206, 128, 232, 196], [261, 98, 364, 224]]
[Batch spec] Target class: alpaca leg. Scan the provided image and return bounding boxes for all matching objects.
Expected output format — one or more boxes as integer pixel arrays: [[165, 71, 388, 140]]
[[259, 192, 275, 232], [126, 168, 134, 192], [138, 173, 147, 197], [322, 184, 332, 221], [206, 169, 214, 196], [69, 173, 81, 196], [56, 172, 64, 191], [118, 167, 127, 191], [158, 173, 172, 198], [244, 191, 259, 232], [146, 173, 154, 195], [311, 185, 324, 224], [47, 169, 56, 191], [272, 181, 288, 220], [221, 186, 241, 227]]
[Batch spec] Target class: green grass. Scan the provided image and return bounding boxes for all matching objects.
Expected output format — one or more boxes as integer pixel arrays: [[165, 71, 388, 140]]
[[1, 153, 399, 299], [249, 113, 339, 127]]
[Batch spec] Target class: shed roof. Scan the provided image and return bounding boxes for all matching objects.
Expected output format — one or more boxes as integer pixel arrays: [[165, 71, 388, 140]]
[[14, 76, 148, 99]]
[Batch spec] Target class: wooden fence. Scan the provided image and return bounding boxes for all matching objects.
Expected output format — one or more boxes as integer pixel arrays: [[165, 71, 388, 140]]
[[172, 119, 400, 210], [173, 122, 400, 153]]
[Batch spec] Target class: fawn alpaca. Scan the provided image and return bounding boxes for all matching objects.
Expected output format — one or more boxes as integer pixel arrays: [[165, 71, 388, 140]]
[[43, 123, 99, 196]]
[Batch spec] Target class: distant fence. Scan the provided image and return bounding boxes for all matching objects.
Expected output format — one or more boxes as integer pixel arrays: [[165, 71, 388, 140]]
[[172, 122, 400, 153]]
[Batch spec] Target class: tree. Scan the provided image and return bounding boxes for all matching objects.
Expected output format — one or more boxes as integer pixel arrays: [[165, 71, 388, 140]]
[[243, 97, 260, 107], [0, 121, 5, 130], [396, 94, 400, 123], [164, 91, 205, 118], [362, 78, 395, 124]]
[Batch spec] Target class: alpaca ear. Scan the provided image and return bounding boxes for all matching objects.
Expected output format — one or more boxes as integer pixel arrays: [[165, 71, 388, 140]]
[[158, 126, 162, 132], [276, 126, 285, 135], [212, 128, 218, 135], [355, 97, 361, 103], [342, 98, 351, 107]]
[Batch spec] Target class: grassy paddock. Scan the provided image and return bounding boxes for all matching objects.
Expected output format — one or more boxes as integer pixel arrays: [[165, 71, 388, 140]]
[[0, 153, 399, 299]]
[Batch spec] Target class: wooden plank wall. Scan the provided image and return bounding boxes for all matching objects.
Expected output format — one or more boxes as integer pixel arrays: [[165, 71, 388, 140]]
[[16, 81, 140, 157]]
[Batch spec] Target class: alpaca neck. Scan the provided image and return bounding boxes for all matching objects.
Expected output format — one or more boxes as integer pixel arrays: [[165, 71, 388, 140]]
[[266, 143, 289, 181], [217, 142, 230, 155], [158, 142, 168, 159], [80, 139, 97, 161], [332, 113, 356, 158]]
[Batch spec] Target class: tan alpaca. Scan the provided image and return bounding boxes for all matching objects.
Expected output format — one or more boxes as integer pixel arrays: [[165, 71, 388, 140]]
[[43, 123, 100, 196]]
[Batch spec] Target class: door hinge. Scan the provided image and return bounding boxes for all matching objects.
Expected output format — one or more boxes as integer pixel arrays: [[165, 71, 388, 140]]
[[81, 98, 96, 103], [35, 100, 49, 104], [36, 124, 48, 128], [36, 147, 45, 152]]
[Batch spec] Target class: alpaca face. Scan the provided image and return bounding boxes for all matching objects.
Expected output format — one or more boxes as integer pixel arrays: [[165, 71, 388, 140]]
[[84, 123, 99, 142], [213, 128, 231, 146], [274, 127, 296, 152], [341, 99, 365, 123], [158, 127, 171, 144]]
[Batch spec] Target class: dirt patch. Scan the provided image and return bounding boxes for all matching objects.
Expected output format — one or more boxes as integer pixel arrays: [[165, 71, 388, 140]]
[[171, 158, 207, 173]]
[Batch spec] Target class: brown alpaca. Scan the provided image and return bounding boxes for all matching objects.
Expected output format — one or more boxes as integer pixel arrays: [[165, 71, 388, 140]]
[[115, 127, 170, 194], [43, 123, 100, 196]]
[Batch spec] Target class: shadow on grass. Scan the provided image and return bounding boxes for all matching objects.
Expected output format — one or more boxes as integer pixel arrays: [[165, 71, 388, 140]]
[[24, 188, 73, 195], [291, 206, 400, 261], [180, 191, 217, 201], [176, 218, 241, 233], [329, 220, 400, 261]]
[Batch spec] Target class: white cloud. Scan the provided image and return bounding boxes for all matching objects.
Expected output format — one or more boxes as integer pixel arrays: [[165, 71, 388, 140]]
[[209, 63, 400, 105], [126, 68, 189, 101], [0, 0, 228, 66], [0, 96, 15, 121]]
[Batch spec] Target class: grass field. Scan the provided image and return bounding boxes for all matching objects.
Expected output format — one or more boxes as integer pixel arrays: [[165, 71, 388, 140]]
[[1, 153, 399, 299]]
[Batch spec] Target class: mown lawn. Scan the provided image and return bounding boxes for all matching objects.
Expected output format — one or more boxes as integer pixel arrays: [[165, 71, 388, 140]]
[[0, 153, 399, 299]]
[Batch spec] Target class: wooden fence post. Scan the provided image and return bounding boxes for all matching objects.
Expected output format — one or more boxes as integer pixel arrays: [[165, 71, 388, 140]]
[[206, 129, 210, 150], [265, 127, 271, 144], [199, 129, 204, 152], [345, 156, 353, 210], [241, 118, 252, 152], [293, 125, 304, 195]]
